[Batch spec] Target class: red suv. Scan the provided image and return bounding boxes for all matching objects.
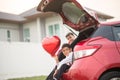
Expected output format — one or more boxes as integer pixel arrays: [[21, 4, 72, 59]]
[[37, 0, 120, 80]]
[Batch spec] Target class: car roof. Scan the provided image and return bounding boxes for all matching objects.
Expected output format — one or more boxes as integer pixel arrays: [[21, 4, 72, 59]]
[[100, 21, 120, 26]]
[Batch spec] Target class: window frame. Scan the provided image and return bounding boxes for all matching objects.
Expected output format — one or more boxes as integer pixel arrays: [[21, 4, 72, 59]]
[[23, 28, 30, 42], [7, 30, 11, 42], [46, 23, 60, 37]]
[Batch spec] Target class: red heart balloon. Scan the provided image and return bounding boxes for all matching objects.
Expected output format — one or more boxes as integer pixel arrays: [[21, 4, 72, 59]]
[[42, 36, 61, 57]]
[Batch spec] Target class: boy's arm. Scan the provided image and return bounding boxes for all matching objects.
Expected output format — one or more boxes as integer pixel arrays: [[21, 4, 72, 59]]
[[57, 52, 73, 70], [53, 55, 59, 64]]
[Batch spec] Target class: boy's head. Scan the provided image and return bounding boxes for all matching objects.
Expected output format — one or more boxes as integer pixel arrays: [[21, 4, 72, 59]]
[[66, 32, 75, 44], [61, 43, 72, 56]]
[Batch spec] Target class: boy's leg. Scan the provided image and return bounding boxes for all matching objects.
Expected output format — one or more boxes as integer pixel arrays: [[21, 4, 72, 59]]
[[46, 65, 57, 80], [54, 64, 70, 80]]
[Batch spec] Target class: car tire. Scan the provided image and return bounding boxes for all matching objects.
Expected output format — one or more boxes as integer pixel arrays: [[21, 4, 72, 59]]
[[99, 71, 120, 80]]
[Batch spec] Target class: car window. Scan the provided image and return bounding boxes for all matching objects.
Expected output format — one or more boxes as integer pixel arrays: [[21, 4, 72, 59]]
[[113, 26, 120, 41], [91, 26, 114, 41]]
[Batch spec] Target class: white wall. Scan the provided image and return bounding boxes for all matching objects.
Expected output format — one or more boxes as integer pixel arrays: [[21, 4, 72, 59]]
[[0, 42, 55, 80], [0, 22, 20, 42], [23, 20, 40, 43], [45, 14, 62, 37], [45, 14, 72, 44]]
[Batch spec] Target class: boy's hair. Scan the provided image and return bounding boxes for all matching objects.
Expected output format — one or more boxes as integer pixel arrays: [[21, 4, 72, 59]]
[[62, 43, 71, 49], [65, 32, 74, 38]]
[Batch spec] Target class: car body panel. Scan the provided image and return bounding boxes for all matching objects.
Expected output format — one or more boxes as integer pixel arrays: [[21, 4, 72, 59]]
[[116, 42, 120, 54], [63, 37, 120, 80], [113, 26, 120, 54], [37, 0, 99, 31], [62, 56, 105, 80], [88, 37, 120, 68]]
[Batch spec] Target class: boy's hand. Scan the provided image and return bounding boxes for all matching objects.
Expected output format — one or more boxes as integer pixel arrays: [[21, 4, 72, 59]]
[[53, 56, 59, 63], [53, 70, 58, 76]]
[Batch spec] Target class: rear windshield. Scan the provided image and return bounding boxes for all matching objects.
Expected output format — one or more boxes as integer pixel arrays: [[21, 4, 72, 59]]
[[91, 26, 114, 41]]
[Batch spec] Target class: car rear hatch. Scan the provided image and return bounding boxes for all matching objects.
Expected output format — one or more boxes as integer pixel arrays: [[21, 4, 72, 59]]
[[37, 0, 99, 31]]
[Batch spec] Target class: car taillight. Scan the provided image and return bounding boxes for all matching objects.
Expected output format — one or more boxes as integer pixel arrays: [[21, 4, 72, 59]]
[[74, 45, 101, 59]]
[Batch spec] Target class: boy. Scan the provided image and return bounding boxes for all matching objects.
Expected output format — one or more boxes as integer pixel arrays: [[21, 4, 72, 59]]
[[57, 32, 75, 62], [53, 43, 73, 80], [66, 32, 76, 44], [46, 33, 75, 80]]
